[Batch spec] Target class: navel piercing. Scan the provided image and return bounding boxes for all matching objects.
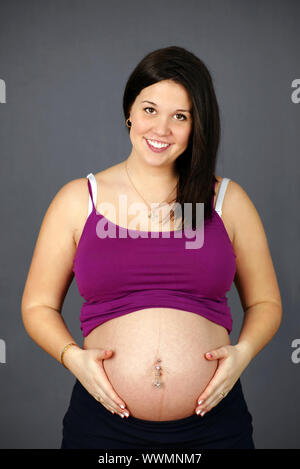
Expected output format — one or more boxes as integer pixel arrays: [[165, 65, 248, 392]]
[[152, 358, 163, 388]]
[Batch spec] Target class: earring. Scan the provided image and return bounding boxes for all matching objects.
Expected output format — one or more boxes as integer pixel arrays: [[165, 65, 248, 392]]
[[126, 118, 131, 128]]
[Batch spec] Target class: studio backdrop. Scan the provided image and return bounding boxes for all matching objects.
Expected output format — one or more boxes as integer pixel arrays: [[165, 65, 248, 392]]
[[0, 0, 299, 449]]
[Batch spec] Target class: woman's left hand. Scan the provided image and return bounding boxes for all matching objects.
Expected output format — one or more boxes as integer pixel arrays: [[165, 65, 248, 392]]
[[195, 343, 252, 417]]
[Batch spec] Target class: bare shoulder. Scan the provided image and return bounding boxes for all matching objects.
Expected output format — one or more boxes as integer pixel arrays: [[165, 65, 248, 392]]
[[69, 163, 125, 245], [46, 177, 86, 221], [220, 177, 261, 236], [57, 176, 89, 218], [213, 176, 264, 249], [219, 177, 269, 259], [66, 162, 123, 217]]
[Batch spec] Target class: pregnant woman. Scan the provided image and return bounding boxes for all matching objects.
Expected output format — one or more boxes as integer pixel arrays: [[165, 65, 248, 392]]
[[21, 46, 282, 449]]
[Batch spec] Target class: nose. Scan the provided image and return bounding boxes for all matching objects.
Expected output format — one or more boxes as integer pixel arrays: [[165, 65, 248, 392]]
[[152, 117, 172, 137]]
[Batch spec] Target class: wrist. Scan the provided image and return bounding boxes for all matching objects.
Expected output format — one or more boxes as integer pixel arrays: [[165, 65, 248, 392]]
[[61, 343, 82, 370], [235, 341, 253, 366]]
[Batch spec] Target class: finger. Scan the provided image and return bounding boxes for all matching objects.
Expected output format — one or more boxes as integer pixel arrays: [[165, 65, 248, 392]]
[[102, 402, 129, 419], [96, 366, 128, 411], [95, 385, 129, 415], [197, 386, 228, 414], [94, 374, 130, 414], [198, 395, 223, 414], [92, 392, 129, 418], [94, 349, 129, 413], [101, 401, 122, 417], [205, 346, 230, 361], [101, 402, 127, 419], [196, 378, 226, 407], [197, 380, 220, 405]]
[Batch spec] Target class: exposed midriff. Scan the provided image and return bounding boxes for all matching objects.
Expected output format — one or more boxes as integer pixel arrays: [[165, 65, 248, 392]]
[[83, 307, 231, 421]]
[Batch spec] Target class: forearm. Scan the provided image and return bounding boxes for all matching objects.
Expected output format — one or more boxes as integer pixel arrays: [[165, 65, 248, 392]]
[[235, 301, 282, 364], [21, 305, 82, 367]]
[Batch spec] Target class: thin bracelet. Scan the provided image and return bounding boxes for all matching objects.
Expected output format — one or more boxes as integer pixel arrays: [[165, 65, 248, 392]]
[[60, 342, 79, 369]]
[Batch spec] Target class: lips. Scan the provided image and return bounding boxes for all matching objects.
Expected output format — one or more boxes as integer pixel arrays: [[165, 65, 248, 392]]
[[145, 138, 172, 153], [146, 138, 171, 145]]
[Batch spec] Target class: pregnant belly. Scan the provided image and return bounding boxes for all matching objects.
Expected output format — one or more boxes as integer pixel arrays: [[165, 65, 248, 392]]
[[83, 308, 231, 421]]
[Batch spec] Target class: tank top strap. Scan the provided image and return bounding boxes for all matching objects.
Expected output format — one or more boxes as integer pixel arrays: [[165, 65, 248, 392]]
[[86, 173, 98, 216], [211, 179, 216, 209], [215, 178, 231, 217]]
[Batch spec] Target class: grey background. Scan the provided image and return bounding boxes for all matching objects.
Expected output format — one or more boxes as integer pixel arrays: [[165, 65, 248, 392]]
[[0, 0, 299, 449]]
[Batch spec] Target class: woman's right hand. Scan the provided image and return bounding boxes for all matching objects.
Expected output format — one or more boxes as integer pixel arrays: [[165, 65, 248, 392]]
[[62, 346, 130, 419]]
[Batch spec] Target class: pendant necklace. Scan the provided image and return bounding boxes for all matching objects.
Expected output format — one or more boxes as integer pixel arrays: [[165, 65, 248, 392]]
[[124, 160, 178, 223]]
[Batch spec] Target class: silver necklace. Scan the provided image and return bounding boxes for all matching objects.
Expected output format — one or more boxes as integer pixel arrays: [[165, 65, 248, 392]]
[[124, 160, 178, 222]]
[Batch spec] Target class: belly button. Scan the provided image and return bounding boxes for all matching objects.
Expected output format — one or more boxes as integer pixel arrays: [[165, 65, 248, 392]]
[[152, 358, 163, 388]]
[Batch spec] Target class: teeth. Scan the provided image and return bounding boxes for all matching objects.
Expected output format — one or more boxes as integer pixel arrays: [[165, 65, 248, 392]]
[[147, 139, 170, 149]]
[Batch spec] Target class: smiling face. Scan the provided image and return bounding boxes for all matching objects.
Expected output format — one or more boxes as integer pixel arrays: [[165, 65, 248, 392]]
[[127, 80, 193, 168]]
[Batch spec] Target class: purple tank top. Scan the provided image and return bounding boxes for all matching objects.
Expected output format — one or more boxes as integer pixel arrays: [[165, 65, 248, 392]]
[[73, 174, 236, 337]]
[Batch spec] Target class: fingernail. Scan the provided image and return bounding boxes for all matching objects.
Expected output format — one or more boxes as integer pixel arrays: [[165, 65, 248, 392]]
[[120, 404, 125, 409], [200, 411, 206, 417], [196, 409, 201, 415], [206, 353, 213, 358], [124, 411, 129, 417], [198, 399, 204, 405]]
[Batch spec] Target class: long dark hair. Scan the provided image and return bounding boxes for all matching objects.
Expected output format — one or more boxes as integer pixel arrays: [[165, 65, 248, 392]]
[[122, 46, 219, 230]]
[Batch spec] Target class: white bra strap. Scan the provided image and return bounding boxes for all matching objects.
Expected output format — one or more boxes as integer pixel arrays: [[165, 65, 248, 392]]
[[86, 173, 98, 217], [215, 178, 231, 217]]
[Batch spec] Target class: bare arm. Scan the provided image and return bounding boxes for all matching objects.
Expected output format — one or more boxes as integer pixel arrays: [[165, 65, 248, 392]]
[[228, 180, 283, 363], [21, 178, 85, 368]]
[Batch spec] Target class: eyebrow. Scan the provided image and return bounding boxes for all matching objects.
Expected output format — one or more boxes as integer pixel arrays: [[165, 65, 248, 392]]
[[141, 100, 191, 114]]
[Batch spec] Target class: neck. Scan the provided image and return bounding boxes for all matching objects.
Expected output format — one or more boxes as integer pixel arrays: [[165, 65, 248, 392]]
[[124, 154, 178, 201]]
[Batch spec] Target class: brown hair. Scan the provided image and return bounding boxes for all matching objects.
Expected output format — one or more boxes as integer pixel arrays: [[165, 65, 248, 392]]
[[123, 46, 219, 229]]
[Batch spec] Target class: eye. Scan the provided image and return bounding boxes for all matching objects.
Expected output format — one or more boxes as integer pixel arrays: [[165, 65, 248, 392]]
[[144, 106, 156, 114], [143, 107, 187, 121], [175, 113, 187, 121]]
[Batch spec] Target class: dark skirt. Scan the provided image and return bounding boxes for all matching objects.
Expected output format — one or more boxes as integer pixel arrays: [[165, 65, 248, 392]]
[[60, 377, 255, 449]]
